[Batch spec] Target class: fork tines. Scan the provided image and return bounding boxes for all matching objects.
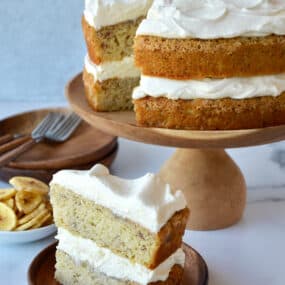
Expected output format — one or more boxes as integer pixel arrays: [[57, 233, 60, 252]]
[[45, 113, 82, 142]]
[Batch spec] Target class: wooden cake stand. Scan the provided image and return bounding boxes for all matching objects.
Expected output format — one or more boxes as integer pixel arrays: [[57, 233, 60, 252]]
[[66, 73, 285, 231]]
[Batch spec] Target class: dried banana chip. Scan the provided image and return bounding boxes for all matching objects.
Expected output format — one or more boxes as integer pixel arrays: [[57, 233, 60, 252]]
[[0, 202, 17, 231], [0, 189, 16, 201], [9, 176, 49, 195], [15, 190, 42, 214]]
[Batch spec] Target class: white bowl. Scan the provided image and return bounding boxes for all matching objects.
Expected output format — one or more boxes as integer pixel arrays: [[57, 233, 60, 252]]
[[0, 224, 56, 244]]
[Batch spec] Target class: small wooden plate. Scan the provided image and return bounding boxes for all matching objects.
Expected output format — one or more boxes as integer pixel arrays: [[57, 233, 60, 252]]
[[0, 108, 117, 170], [28, 242, 208, 285], [0, 143, 118, 184]]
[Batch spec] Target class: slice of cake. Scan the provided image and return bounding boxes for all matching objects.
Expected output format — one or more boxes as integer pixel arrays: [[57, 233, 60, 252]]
[[50, 164, 189, 284], [82, 0, 152, 111], [133, 0, 285, 130]]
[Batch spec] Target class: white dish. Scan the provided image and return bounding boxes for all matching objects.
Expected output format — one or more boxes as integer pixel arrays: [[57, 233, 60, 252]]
[[0, 224, 56, 244]]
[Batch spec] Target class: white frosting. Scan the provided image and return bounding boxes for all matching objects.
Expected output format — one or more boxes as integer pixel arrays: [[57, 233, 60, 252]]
[[51, 164, 187, 233], [84, 0, 153, 29], [137, 0, 285, 39], [133, 74, 285, 100], [84, 55, 140, 82], [56, 228, 185, 285]]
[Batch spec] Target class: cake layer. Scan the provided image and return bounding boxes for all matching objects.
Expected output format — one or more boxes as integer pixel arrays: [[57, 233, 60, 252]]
[[56, 250, 184, 285], [134, 94, 285, 130], [51, 164, 187, 233], [51, 184, 189, 269], [134, 35, 285, 79], [84, 55, 140, 82], [56, 228, 185, 284], [132, 74, 285, 100], [84, 0, 152, 30], [82, 16, 143, 64], [137, 0, 285, 39], [83, 68, 139, 111]]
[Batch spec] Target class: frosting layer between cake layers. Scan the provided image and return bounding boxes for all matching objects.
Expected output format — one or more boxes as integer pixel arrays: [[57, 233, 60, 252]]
[[56, 228, 185, 284], [51, 164, 186, 233], [85, 55, 140, 82], [137, 0, 285, 39], [133, 74, 285, 100], [84, 0, 153, 29]]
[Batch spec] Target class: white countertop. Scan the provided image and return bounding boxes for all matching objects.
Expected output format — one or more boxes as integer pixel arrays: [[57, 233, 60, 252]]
[[1, 101, 285, 285]]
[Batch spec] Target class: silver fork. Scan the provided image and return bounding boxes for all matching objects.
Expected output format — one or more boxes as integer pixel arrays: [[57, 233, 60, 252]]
[[0, 112, 64, 167], [45, 113, 82, 143]]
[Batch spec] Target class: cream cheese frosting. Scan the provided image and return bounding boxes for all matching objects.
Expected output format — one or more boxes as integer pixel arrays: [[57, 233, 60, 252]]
[[136, 0, 285, 39], [84, 55, 140, 82], [133, 74, 285, 100], [84, 0, 153, 29], [56, 228, 185, 284], [51, 164, 187, 233]]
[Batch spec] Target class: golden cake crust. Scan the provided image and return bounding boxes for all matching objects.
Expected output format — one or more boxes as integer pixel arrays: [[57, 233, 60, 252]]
[[135, 35, 285, 80], [82, 16, 143, 64], [83, 69, 139, 112], [134, 93, 285, 130]]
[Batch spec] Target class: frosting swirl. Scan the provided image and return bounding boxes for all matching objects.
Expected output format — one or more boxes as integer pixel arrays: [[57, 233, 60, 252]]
[[133, 74, 285, 100], [136, 0, 285, 39]]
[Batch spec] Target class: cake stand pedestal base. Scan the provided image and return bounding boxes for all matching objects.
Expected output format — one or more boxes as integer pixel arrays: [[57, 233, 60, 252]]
[[159, 149, 247, 231]]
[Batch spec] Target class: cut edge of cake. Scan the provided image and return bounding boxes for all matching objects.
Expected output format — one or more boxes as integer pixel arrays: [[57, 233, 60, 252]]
[[50, 164, 189, 285], [82, 0, 153, 112]]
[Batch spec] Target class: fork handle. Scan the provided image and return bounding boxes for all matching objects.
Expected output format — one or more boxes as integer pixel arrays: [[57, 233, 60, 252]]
[[0, 134, 14, 145], [0, 138, 37, 168], [0, 135, 31, 155]]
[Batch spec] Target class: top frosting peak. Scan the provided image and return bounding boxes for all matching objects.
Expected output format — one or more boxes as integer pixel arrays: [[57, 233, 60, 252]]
[[136, 0, 285, 39], [89, 164, 110, 176]]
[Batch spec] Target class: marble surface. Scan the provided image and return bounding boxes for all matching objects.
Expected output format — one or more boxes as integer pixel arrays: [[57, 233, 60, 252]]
[[0, 102, 285, 285]]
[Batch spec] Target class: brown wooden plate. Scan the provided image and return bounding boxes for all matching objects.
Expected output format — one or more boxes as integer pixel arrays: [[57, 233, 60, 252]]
[[0, 143, 118, 184], [0, 108, 117, 170], [28, 242, 208, 285]]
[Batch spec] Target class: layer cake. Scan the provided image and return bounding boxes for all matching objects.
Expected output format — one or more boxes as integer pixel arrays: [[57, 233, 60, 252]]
[[50, 164, 189, 284], [133, 0, 285, 130]]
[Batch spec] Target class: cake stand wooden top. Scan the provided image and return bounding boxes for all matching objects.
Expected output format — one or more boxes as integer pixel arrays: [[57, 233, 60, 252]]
[[66, 73, 285, 149]]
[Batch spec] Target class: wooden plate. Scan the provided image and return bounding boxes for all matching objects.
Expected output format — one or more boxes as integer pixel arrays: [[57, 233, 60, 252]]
[[28, 242, 208, 285], [0, 143, 118, 184], [66, 73, 285, 149], [0, 108, 117, 169]]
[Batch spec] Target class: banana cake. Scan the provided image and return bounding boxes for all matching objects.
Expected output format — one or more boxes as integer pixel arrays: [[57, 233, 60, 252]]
[[82, 0, 152, 111], [50, 164, 189, 285], [133, 0, 285, 130]]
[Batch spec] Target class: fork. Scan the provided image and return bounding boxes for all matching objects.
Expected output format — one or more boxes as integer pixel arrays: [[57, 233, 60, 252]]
[[0, 134, 22, 145], [45, 112, 81, 143], [0, 135, 30, 155], [0, 112, 64, 167]]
